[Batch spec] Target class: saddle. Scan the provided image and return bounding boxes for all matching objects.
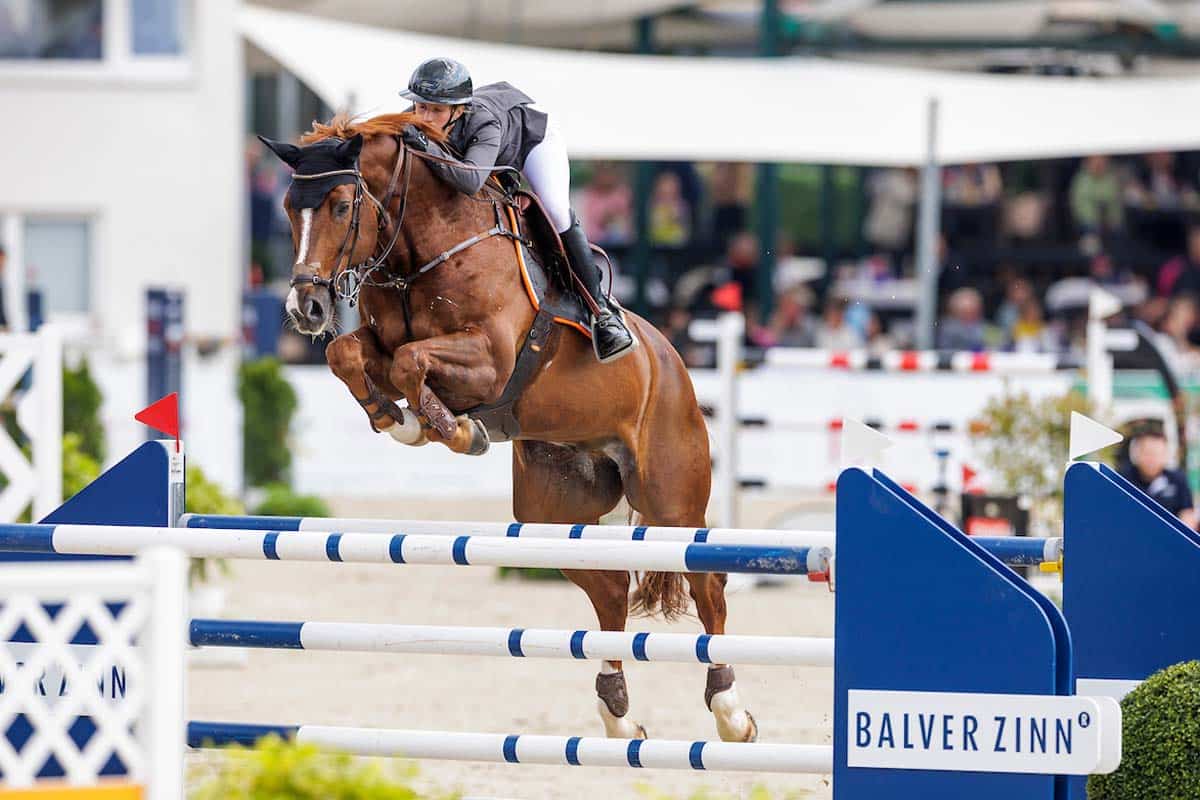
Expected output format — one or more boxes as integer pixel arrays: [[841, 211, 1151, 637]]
[[458, 188, 595, 442]]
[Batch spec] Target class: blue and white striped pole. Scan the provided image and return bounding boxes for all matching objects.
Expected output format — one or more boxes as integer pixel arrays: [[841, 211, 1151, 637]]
[[0, 524, 829, 576], [181, 515, 1060, 569], [187, 722, 834, 773], [188, 619, 834, 667]]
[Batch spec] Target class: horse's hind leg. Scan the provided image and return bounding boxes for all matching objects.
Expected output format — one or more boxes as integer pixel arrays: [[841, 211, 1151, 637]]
[[620, 323, 756, 742], [686, 573, 757, 742], [512, 441, 646, 739]]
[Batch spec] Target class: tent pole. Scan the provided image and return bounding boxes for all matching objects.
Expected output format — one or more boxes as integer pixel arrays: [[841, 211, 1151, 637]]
[[914, 96, 941, 350]]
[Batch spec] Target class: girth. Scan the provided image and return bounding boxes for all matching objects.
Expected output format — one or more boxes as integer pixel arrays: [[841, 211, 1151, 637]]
[[460, 306, 559, 441]]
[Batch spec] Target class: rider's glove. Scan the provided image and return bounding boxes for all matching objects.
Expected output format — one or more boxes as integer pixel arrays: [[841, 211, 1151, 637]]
[[401, 124, 429, 152]]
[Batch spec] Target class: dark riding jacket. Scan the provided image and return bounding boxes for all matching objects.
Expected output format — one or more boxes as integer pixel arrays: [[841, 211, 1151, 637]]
[[418, 82, 548, 195]]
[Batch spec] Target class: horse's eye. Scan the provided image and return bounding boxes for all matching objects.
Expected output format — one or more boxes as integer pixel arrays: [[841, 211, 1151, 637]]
[[335, 200, 352, 216]]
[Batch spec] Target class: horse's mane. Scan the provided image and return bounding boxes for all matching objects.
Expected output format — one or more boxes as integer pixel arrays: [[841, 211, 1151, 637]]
[[300, 112, 449, 145]]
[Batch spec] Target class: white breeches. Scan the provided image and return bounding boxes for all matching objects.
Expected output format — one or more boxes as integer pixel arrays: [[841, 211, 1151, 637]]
[[522, 121, 572, 233]]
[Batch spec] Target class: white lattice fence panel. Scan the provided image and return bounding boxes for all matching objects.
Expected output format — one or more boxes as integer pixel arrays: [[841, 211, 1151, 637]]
[[0, 549, 186, 799], [0, 327, 62, 522]]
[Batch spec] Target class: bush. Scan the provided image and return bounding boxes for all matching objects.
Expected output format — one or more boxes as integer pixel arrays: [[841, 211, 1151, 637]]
[[63, 359, 105, 463], [189, 735, 456, 800], [238, 357, 297, 488], [62, 433, 100, 500], [1088, 660, 1200, 799], [186, 464, 244, 585], [970, 389, 1095, 533], [252, 483, 331, 518]]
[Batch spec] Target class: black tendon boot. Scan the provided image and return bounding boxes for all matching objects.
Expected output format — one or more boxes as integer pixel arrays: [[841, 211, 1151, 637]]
[[560, 213, 637, 363]]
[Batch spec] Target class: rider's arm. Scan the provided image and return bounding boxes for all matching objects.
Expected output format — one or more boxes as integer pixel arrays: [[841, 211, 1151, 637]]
[[423, 119, 502, 195]]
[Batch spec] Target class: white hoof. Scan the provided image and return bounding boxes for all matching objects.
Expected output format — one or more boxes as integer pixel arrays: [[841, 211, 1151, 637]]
[[598, 700, 645, 739], [710, 684, 756, 742], [381, 408, 427, 446]]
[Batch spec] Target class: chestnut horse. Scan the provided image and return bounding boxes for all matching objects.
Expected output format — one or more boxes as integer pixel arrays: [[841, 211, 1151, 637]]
[[260, 113, 756, 742]]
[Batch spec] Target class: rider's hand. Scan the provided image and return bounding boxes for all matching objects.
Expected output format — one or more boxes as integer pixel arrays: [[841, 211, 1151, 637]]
[[401, 124, 429, 152]]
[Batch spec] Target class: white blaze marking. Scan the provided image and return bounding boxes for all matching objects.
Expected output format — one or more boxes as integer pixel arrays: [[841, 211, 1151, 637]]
[[296, 208, 314, 266]]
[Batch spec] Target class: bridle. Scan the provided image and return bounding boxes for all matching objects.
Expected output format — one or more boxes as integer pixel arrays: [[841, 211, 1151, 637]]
[[288, 140, 413, 304], [289, 138, 525, 331]]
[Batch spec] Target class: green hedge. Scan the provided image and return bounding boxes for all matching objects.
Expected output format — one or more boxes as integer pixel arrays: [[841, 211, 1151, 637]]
[[238, 358, 297, 488], [1088, 660, 1200, 799]]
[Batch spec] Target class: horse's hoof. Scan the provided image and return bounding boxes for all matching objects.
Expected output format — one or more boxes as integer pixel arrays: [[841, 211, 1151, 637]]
[[465, 419, 490, 456], [741, 710, 758, 743]]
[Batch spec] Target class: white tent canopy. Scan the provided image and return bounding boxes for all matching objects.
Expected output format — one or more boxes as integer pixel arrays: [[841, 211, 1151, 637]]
[[241, 4, 1200, 165]]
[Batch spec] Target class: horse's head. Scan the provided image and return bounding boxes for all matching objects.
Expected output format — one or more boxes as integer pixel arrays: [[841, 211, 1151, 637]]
[[259, 133, 379, 335]]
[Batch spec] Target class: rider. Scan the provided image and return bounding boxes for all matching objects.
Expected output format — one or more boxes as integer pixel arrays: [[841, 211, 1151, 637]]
[[397, 57, 636, 364]]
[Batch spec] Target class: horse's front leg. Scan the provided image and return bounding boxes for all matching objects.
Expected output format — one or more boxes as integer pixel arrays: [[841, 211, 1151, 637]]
[[326, 327, 427, 446], [388, 330, 495, 455]]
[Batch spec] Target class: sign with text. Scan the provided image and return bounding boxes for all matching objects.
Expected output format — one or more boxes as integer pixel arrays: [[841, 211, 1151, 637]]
[[847, 689, 1122, 775]]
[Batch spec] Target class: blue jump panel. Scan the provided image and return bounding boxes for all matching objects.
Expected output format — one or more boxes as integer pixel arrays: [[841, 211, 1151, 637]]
[[833, 467, 1070, 800], [1064, 462, 1200, 684]]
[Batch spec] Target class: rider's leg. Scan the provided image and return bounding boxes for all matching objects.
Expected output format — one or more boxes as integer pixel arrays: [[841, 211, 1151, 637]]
[[523, 123, 636, 363]]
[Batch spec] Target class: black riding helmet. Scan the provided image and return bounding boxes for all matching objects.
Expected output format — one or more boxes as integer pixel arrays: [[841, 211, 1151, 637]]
[[400, 58, 473, 105]]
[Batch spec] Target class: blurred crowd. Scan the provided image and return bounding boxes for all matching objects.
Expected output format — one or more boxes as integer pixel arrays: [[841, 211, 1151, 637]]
[[247, 137, 1200, 373]]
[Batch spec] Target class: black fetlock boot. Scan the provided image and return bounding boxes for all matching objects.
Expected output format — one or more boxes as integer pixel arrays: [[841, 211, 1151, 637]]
[[560, 212, 637, 363]]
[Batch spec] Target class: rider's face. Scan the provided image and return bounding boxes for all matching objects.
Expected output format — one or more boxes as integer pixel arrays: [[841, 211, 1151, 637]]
[[414, 102, 455, 128]]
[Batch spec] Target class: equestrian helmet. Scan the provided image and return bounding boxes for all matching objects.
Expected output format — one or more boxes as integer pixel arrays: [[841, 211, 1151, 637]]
[[400, 58, 473, 105]]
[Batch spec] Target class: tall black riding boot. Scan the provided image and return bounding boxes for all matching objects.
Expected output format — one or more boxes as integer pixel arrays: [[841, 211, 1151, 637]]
[[560, 213, 637, 363]]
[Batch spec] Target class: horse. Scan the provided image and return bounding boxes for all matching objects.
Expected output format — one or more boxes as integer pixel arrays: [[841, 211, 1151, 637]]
[[259, 112, 756, 743]]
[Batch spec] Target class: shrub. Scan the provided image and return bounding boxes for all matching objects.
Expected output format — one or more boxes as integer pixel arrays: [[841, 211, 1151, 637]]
[[252, 483, 331, 518], [238, 357, 297, 488], [63, 359, 105, 463], [1088, 660, 1200, 799], [61, 433, 100, 500], [185, 464, 244, 585], [189, 735, 456, 800]]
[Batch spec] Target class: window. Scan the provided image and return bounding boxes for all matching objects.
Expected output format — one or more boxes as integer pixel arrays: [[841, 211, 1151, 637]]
[[0, 0, 186, 67], [0, 0, 104, 60], [24, 218, 91, 314], [131, 0, 181, 55]]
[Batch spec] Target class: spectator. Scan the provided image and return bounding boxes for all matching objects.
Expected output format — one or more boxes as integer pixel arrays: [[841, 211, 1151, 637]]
[[996, 275, 1034, 333], [1126, 152, 1196, 211], [578, 162, 632, 247], [1118, 421, 1196, 529], [1069, 155, 1125, 235], [864, 168, 918, 268], [1009, 297, 1058, 353], [759, 285, 816, 348], [709, 162, 750, 256], [937, 287, 987, 351], [1157, 295, 1200, 371], [943, 163, 1003, 206], [864, 311, 895, 358], [1156, 225, 1200, 297], [815, 296, 863, 350], [649, 172, 690, 246], [709, 231, 760, 323]]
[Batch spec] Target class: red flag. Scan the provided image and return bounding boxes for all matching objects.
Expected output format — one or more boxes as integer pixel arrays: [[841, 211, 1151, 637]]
[[135, 393, 180, 451]]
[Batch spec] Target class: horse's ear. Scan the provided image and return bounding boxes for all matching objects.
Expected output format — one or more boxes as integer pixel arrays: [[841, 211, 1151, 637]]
[[335, 134, 364, 164], [257, 135, 302, 168]]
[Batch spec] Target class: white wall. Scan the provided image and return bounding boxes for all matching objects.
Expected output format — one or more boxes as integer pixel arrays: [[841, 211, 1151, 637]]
[[0, 0, 243, 350]]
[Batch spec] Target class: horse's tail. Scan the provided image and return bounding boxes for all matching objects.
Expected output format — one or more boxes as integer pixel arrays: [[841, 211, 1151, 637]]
[[626, 509, 690, 620]]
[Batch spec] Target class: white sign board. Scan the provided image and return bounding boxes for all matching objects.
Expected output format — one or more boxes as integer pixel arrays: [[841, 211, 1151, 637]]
[[848, 690, 1122, 775]]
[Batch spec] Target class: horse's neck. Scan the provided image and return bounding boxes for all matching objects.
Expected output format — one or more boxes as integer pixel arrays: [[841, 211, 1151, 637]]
[[389, 157, 495, 275]]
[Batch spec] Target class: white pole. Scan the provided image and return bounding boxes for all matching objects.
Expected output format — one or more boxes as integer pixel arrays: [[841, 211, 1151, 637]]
[[715, 312, 744, 528], [914, 97, 941, 351], [141, 547, 188, 800], [34, 325, 63, 517]]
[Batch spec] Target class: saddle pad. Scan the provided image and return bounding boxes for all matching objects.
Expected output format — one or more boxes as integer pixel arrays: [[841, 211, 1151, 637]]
[[505, 206, 592, 339]]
